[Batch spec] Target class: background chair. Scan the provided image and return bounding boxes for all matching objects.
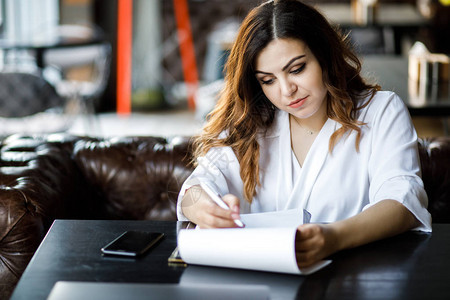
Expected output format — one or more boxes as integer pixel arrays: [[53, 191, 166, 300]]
[[43, 34, 112, 135], [0, 71, 74, 137]]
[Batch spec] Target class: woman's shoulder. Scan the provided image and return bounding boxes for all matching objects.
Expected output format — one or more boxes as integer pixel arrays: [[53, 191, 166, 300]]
[[371, 90, 403, 102], [358, 90, 407, 119]]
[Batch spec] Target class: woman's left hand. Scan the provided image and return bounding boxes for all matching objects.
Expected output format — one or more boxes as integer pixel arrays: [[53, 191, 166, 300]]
[[295, 223, 339, 268]]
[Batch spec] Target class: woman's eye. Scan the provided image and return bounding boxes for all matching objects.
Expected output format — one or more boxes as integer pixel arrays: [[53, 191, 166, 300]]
[[260, 78, 274, 85], [291, 63, 306, 74]]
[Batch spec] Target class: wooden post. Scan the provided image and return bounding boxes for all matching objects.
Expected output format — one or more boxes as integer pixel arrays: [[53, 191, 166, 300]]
[[117, 0, 133, 115], [173, 0, 199, 110]]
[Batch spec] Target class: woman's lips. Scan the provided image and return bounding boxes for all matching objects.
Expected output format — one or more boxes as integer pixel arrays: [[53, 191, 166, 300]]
[[288, 96, 308, 109]]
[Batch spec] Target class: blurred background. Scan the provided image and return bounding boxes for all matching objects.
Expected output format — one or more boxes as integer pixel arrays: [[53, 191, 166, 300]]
[[0, 0, 448, 138]]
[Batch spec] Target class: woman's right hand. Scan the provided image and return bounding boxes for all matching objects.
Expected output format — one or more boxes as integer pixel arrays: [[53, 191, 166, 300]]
[[181, 185, 242, 228]]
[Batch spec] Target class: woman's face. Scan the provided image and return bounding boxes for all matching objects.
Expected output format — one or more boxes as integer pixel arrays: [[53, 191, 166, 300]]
[[254, 38, 328, 120]]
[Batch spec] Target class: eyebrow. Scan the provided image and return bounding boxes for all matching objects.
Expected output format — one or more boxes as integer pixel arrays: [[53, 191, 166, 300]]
[[255, 55, 306, 75]]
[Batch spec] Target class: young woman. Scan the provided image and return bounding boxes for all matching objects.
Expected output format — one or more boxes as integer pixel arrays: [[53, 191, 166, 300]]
[[177, 0, 431, 267]]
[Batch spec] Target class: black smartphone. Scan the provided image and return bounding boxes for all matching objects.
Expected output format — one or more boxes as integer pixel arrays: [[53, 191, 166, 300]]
[[101, 231, 164, 257]]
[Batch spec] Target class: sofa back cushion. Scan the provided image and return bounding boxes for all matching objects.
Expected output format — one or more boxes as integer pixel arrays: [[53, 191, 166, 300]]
[[73, 136, 194, 221]]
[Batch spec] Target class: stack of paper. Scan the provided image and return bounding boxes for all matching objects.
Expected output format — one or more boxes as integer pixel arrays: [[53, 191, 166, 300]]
[[178, 209, 331, 275]]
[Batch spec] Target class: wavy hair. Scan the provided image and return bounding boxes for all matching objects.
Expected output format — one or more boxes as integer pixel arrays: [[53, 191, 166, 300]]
[[193, 0, 380, 203]]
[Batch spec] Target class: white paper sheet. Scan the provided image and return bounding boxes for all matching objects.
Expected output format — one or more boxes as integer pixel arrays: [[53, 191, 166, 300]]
[[178, 209, 331, 275], [240, 208, 307, 228]]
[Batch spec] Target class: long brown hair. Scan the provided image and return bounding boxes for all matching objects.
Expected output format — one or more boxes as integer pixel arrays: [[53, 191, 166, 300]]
[[194, 0, 380, 203]]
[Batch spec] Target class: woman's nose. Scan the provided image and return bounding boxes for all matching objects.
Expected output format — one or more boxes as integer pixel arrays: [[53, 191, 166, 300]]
[[280, 79, 297, 97]]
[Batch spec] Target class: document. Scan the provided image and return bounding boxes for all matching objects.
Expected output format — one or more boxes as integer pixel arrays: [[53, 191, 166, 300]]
[[240, 208, 311, 228], [178, 209, 331, 275]]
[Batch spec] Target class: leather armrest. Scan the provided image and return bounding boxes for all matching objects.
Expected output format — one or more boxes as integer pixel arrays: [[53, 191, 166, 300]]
[[418, 137, 450, 223]]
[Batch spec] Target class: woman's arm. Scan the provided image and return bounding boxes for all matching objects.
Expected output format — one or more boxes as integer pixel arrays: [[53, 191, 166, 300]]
[[181, 185, 242, 228], [295, 199, 418, 267]]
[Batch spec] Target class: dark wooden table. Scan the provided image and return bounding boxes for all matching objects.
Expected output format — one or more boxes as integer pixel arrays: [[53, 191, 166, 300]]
[[10, 220, 450, 300]]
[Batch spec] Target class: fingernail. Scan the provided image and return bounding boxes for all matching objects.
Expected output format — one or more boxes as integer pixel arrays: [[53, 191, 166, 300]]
[[231, 213, 240, 220]]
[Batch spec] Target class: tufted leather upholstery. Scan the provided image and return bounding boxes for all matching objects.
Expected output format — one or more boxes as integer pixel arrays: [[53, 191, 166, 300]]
[[0, 133, 449, 298], [418, 137, 450, 223]]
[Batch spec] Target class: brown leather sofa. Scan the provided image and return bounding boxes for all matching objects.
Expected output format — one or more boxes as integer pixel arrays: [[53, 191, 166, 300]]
[[0, 133, 194, 299], [1, 133, 449, 299]]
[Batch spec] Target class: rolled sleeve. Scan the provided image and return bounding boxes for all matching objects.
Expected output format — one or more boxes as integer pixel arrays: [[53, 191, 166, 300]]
[[367, 175, 432, 232]]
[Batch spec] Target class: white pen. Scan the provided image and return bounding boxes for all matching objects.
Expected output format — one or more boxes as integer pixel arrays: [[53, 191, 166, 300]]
[[199, 182, 245, 228]]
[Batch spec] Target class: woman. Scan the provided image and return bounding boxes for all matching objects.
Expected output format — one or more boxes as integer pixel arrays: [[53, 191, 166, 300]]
[[177, 0, 431, 267]]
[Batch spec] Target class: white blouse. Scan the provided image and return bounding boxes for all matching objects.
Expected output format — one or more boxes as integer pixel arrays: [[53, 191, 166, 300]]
[[177, 91, 432, 232]]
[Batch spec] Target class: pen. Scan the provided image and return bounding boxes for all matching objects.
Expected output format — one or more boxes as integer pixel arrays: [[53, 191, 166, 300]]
[[199, 182, 245, 228]]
